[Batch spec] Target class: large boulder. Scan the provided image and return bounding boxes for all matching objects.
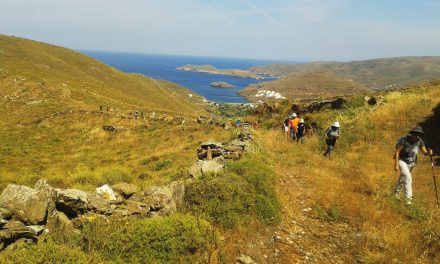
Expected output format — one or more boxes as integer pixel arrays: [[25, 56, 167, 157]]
[[189, 160, 224, 178], [55, 189, 88, 217], [140, 181, 185, 217], [0, 184, 49, 225], [45, 211, 78, 243], [189, 161, 204, 178], [201, 160, 224, 174]]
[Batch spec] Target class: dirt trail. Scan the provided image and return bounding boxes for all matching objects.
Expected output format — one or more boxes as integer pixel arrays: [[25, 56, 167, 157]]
[[231, 164, 363, 264]]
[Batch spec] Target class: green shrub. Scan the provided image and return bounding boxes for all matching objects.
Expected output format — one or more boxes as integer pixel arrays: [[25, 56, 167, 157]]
[[316, 204, 342, 221], [185, 173, 255, 228], [228, 155, 281, 223], [185, 154, 281, 227], [82, 214, 218, 264], [153, 159, 172, 171], [345, 95, 366, 109], [0, 240, 102, 264]]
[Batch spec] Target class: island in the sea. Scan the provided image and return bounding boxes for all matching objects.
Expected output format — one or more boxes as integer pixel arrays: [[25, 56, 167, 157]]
[[177, 64, 263, 79], [210, 81, 235, 88]]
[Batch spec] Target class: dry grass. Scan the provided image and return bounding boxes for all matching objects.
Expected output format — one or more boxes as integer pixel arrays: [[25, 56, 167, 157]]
[[0, 112, 234, 191], [256, 85, 440, 263]]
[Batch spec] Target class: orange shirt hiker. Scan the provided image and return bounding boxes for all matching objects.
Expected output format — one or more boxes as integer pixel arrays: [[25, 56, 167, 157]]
[[289, 117, 300, 132]]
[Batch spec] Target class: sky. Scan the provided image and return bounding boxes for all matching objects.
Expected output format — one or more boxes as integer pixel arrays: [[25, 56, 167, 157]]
[[1, 0, 440, 61]]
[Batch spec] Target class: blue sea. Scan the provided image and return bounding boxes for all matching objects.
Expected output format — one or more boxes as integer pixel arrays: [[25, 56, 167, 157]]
[[82, 51, 285, 103]]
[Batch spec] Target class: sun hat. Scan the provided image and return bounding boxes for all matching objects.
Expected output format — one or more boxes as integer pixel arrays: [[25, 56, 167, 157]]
[[409, 126, 424, 135], [332, 121, 340, 128], [292, 113, 297, 117], [288, 115, 292, 118], [299, 119, 304, 123]]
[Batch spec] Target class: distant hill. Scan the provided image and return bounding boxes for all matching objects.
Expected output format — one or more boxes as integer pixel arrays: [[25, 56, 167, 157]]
[[0, 35, 205, 125], [243, 56, 440, 101]]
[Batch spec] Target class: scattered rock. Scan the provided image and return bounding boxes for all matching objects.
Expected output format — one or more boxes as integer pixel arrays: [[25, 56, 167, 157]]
[[26, 225, 44, 236], [112, 183, 138, 199], [237, 254, 256, 264], [102, 125, 125, 133], [0, 221, 36, 244]]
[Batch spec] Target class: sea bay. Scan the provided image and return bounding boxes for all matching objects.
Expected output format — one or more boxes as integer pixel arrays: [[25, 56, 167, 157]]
[[82, 51, 282, 103]]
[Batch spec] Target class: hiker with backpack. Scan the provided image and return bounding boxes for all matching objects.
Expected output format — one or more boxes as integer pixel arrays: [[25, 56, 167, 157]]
[[323, 121, 340, 158], [288, 113, 300, 142], [394, 126, 433, 205], [296, 119, 306, 143]]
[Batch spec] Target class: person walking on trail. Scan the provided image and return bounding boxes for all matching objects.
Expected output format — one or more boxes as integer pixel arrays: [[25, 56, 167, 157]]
[[235, 118, 241, 127], [289, 113, 300, 141], [323, 121, 340, 158], [296, 119, 306, 143], [394, 126, 433, 205], [283, 115, 292, 138]]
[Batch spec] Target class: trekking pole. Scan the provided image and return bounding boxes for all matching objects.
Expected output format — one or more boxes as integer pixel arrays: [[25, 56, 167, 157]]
[[430, 153, 440, 207]]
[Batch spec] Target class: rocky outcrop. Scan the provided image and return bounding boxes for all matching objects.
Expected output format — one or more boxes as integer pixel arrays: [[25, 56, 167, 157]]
[[0, 179, 185, 251], [210, 82, 235, 88], [290, 97, 347, 115]]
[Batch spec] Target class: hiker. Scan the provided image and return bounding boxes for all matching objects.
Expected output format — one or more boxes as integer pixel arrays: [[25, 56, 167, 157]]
[[394, 126, 433, 205], [252, 121, 259, 130], [283, 115, 291, 137], [296, 119, 306, 143], [288, 113, 300, 141], [141, 111, 144, 119], [134, 111, 138, 119], [99, 105, 103, 112], [323, 121, 340, 158], [235, 118, 241, 127]]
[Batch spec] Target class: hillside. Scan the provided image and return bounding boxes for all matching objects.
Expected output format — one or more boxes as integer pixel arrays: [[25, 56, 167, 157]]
[[240, 70, 367, 101], [0, 35, 205, 126], [1, 34, 440, 263], [250, 56, 440, 89]]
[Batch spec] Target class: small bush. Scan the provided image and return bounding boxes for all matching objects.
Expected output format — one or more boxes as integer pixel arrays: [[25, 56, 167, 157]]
[[185, 154, 281, 227], [153, 159, 172, 171], [316, 204, 342, 221], [0, 240, 102, 264], [185, 173, 255, 228], [82, 214, 218, 263]]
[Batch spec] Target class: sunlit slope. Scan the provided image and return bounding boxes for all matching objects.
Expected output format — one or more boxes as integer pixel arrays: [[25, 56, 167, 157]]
[[240, 70, 367, 101], [0, 35, 204, 125]]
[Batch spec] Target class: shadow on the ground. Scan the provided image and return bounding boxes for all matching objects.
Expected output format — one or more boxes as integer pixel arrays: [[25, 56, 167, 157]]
[[419, 103, 440, 166]]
